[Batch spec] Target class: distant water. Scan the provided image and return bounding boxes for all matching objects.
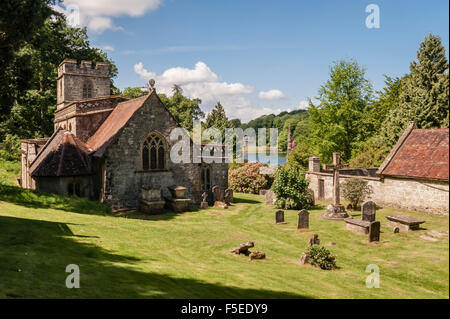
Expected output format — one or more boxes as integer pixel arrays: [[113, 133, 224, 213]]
[[243, 152, 287, 165]]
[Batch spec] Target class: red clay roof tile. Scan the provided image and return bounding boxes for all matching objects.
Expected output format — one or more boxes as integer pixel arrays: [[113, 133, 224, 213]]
[[381, 128, 449, 181]]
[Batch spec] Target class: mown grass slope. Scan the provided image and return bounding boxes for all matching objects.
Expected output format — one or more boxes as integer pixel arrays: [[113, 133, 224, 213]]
[[0, 185, 448, 298]]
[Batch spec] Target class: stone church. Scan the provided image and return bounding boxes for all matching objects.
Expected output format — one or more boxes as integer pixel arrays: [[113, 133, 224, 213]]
[[20, 59, 228, 209]]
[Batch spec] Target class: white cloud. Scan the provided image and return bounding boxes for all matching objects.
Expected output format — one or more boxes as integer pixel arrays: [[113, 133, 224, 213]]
[[258, 89, 285, 100], [52, 0, 162, 33], [298, 100, 310, 110], [134, 61, 296, 122], [101, 45, 115, 52], [134, 61, 253, 101]]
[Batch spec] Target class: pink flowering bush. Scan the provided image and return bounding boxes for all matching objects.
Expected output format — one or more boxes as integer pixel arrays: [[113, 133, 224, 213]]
[[228, 162, 272, 194]]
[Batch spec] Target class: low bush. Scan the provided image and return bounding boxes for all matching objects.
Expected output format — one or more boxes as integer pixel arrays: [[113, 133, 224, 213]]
[[228, 162, 273, 194], [307, 246, 337, 270], [341, 178, 373, 209], [271, 165, 312, 210]]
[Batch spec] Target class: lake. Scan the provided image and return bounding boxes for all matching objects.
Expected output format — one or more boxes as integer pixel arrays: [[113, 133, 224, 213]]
[[243, 152, 287, 165]]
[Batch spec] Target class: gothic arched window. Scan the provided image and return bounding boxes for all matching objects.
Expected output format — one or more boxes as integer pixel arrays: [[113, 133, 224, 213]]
[[82, 81, 93, 99], [201, 164, 212, 192], [142, 133, 167, 170]]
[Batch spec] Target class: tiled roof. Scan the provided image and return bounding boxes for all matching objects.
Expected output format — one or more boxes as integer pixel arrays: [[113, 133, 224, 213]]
[[378, 122, 449, 181], [31, 129, 93, 177], [86, 93, 150, 157]]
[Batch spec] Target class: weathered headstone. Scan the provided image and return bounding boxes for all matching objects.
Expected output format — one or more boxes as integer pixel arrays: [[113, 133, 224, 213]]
[[230, 241, 254, 255], [300, 252, 310, 264], [309, 234, 320, 246], [369, 221, 380, 242], [249, 251, 266, 260], [275, 210, 286, 224], [224, 189, 233, 205], [297, 209, 309, 229], [199, 192, 209, 209], [362, 201, 376, 222], [212, 185, 224, 202]]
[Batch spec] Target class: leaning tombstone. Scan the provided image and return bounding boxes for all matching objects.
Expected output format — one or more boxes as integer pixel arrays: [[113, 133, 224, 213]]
[[224, 189, 234, 205], [369, 221, 380, 242], [275, 210, 287, 224], [362, 201, 376, 222], [297, 209, 309, 230]]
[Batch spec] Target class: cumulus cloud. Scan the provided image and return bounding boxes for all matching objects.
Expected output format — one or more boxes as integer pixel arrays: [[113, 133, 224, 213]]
[[298, 100, 310, 110], [134, 61, 253, 101], [258, 89, 285, 100], [134, 61, 296, 122], [52, 0, 162, 33]]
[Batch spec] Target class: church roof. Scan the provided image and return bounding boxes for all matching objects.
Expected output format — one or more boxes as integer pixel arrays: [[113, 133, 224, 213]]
[[31, 129, 93, 177], [377, 122, 449, 181], [86, 93, 150, 157]]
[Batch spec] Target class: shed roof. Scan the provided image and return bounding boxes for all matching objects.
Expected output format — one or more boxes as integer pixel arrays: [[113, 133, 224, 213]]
[[31, 129, 93, 177], [377, 122, 449, 181]]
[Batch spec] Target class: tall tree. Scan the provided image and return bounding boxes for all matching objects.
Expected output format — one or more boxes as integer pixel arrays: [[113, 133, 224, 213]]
[[204, 102, 229, 138], [380, 34, 449, 147], [0, 14, 117, 140], [158, 93, 204, 132], [308, 59, 373, 162]]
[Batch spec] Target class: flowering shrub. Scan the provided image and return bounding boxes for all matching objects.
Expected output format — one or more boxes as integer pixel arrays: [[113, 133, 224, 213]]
[[228, 162, 272, 194], [271, 165, 312, 210], [307, 246, 337, 270]]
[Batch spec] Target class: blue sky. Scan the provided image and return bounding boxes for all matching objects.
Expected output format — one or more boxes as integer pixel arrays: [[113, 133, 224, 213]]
[[56, 0, 449, 122]]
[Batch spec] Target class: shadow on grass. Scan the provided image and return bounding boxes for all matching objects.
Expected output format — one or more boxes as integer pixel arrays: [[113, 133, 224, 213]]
[[0, 215, 310, 299], [233, 196, 261, 204], [0, 185, 110, 216]]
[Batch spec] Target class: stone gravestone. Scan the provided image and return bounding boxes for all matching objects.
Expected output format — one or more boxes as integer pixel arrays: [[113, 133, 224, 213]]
[[297, 209, 309, 230], [309, 234, 320, 246], [362, 201, 376, 222], [369, 221, 380, 242], [275, 210, 286, 224], [224, 189, 233, 205], [212, 185, 224, 202], [200, 192, 209, 209]]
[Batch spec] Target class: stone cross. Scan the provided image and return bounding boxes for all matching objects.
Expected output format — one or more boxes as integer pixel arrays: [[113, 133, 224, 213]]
[[297, 209, 309, 229], [330, 152, 345, 206], [275, 210, 286, 224], [362, 201, 376, 222]]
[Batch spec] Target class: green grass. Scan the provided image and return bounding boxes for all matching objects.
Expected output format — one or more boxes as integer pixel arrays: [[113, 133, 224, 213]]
[[0, 159, 20, 186], [0, 185, 448, 299]]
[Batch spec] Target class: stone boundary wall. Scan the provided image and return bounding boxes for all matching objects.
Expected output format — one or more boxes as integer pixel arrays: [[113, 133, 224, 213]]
[[306, 171, 449, 215]]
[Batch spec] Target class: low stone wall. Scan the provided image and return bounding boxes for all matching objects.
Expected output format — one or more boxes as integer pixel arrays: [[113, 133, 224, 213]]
[[306, 172, 449, 215]]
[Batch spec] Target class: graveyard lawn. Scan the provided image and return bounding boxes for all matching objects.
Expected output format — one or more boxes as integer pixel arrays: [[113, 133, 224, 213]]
[[0, 186, 448, 299]]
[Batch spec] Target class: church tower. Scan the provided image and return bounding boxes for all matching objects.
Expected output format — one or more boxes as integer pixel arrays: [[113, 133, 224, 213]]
[[56, 59, 111, 110]]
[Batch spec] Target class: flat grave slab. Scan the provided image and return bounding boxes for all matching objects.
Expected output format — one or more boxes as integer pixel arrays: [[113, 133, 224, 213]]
[[386, 215, 425, 231], [345, 218, 370, 235]]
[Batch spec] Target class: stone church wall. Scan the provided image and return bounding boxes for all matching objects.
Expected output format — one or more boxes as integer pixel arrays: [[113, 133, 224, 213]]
[[306, 171, 449, 215], [101, 93, 228, 209]]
